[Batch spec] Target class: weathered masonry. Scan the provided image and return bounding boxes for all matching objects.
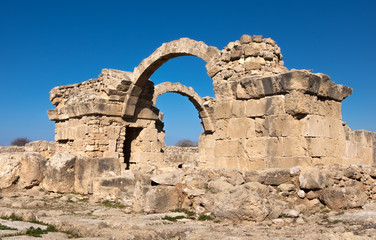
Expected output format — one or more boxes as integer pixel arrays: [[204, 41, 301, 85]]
[[47, 35, 376, 170]]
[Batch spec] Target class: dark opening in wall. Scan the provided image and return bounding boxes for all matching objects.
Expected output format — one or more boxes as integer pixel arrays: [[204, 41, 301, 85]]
[[123, 127, 142, 170]]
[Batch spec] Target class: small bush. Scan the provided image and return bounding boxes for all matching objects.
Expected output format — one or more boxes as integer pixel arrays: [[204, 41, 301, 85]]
[[175, 139, 198, 147], [101, 200, 125, 209], [0, 223, 16, 230], [10, 137, 31, 146], [162, 215, 186, 222], [197, 214, 214, 221]]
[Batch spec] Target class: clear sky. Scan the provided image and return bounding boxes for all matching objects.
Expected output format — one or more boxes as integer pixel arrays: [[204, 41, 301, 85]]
[[0, 0, 375, 146]]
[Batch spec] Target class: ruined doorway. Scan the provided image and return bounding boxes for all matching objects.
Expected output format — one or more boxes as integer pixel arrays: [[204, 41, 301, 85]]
[[123, 127, 142, 169]]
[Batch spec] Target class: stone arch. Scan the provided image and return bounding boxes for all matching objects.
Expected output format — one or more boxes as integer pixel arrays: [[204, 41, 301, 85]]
[[122, 38, 220, 117], [153, 82, 214, 133]]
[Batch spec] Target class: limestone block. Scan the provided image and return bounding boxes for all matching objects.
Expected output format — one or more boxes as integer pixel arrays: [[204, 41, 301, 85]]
[[0, 153, 22, 189], [144, 186, 180, 213], [42, 152, 76, 193], [285, 91, 315, 116], [214, 140, 242, 157], [214, 101, 232, 119], [282, 137, 308, 157], [299, 167, 328, 190], [150, 169, 185, 186], [266, 157, 312, 169], [245, 99, 266, 117], [212, 187, 269, 222], [138, 128, 158, 142], [19, 152, 46, 189], [301, 115, 329, 138], [93, 174, 135, 198], [320, 186, 368, 210], [316, 100, 342, 119], [231, 100, 246, 117], [228, 118, 255, 139], [75, 157, 121, 194], [327, 117, 345, 139], [246, 138, 269, 158], [258, 168, 291, 186], [265, 96, 285, 116], [244, 61, 262, 71], [238, 158, 266, 170], [208, 178, 235, 193], [244, 46, 259, 57], [214, 119, 229, 139], [255, 118, 268, 136], [136, 108, 159, 120], [265, 115, 301, 137], [306, 138, 326, 157]]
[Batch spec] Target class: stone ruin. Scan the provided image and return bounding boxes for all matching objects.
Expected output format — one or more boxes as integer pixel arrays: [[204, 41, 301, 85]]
[[1, 35, 376, 238], [47, 35, 375, 170]]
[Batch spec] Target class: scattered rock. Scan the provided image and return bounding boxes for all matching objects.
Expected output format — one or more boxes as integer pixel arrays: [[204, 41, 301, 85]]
[[42, 152, 76, 193], [0, 153, 23, 189], [19, 152, 46, 189], [299, 167, 328, 190], [150, 169, 185, 186], [320, 186, 368, 210], [212, 188, 268, 222]]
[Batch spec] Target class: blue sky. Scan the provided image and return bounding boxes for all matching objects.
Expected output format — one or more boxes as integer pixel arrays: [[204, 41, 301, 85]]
[[0, 0, 375, 146]]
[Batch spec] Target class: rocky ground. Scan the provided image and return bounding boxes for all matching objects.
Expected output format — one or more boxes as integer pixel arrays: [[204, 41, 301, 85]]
[[0, 187, 375, 240]]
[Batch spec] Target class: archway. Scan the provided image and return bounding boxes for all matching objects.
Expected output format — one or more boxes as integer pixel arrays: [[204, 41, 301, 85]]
[[153, 82, 214, 133], [122, 38, 220, 117]]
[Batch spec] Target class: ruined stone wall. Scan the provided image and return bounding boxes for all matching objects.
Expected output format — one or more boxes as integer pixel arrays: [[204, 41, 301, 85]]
[[47, 34, 376, 171]]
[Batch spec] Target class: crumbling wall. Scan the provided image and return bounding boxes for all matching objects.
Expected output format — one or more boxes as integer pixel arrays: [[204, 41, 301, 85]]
[[46, 34, 376, 171]]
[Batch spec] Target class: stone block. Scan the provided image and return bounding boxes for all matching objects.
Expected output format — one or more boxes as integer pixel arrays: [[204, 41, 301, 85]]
[[285, 91, 314, 116], [228, 118, 255, 139], [245, 138, 269, 158], [266, 157, 312, 168], [42, 152, 76, 193], [306, 137, 326, 157], [320, 186, 368, 210], [0, 153, 23, 189], [215, 140, 242, 157], [214, 101, 232, 119], [144, 186, 180, 213], [75, 157, 121, 194], [245, 99, 266, 117], [265, 96, 285, 116], [299, 167, 328, 190], [214, 119, 229, 140], [231, 100, 246, 117], [265, 115, 301, 137], [244, 61, 262, 71], [302, 115, 329, 138], [316, 100, 342, 119], [282, 137, 308, 157], [19, 152, 46, 189]]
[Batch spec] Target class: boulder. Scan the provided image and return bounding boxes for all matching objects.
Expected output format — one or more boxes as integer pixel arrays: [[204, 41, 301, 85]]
[[19, 152, 46, 189], [0, 153, 23, 189], [299, 167, 328, 190], [208, 178, 234, 194], [242, 182, 269, 198], [150, 169, 185, 186], [75, 157, 121, 194], [143, 186, 180, 213], [93, 172, 136, 198], [260, 168, 291, 186], [41, 152, 76, 193], [212, 187, 268, 222], [320, 186, 368, 210]]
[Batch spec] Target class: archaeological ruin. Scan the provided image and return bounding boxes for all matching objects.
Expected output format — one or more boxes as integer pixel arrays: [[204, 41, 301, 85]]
[[47, 35, 375, 170], [1, 35, 376, 238]]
